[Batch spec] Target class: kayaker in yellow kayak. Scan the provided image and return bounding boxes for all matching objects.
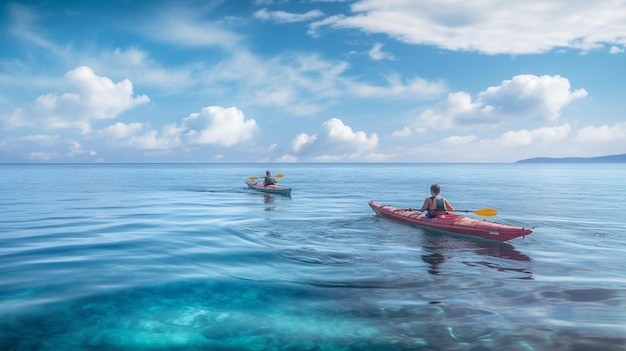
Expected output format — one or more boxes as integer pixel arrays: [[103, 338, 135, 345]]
[[419, 184, 455, 218], [263, 171, 277, 186]]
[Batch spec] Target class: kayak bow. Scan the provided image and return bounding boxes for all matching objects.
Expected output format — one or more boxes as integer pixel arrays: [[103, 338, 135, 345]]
[[369, 201, 532, 242]]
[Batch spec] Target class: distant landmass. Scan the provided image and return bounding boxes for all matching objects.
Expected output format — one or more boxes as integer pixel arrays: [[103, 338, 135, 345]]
[[516, 153, 626, 163]]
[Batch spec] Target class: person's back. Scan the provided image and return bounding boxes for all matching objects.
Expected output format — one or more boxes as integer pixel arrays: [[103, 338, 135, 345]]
[[420, 184, 454, 218], [263, 171, 276, 186]]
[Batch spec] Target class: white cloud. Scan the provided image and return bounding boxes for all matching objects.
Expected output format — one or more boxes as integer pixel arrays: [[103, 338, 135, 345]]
[[101, 106, 258, 151], [402, 124, 573, 162], [292, 132, 317, 152], [112, 47, 147, 66], [477, 75, 588, 120], [400, 74, 586, 135], [17, 134, 60, 145], [137, 6, 242, 49], [576, 121, 626, 142], [345, 73, 446, 100], [493, 124, 571, 147], [182, 106, 258, 147], [0, 134, 96, 161], [0, 134, 59, 151], [5, 5, 197, 96], [7, 3, 68, 59], [203, 50, 445, 117], [67, 140, 96, 157], [310, 1, 626, 54], [289, 118, 378, 160], [85, 47, 203, 96], [207, 51, 342, 116], [570, 122, 626, 157], [417, 91, 489, 131], [276, 154, 298, 162], [368, 43, 394, 61], [25, 152, 58, 161], [392, 126, 411, 137], [439, 134, 477, 146], [254, 8, 325, 23], [3, 66, 149, 133], [323, 118, 378, 150], [126, 124, 184, 150], [475, 123, 573, 160], [98, 122, 146, 139]]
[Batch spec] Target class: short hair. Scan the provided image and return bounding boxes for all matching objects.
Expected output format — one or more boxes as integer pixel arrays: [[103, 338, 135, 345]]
[[430, 184, 441, 195]]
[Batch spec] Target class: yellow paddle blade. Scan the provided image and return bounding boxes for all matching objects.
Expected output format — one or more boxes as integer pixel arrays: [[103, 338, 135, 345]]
[[248, 173, 284, 181], [473, 208, 498, 217]]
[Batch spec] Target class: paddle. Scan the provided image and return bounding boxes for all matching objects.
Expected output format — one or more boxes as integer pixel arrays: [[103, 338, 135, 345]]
[[451, 208, 498, 217], [248, 173, 284, 181], [405, 207, 498, 217]]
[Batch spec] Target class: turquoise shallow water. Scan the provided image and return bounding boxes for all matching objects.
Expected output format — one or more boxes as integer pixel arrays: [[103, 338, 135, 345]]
[[1, 163, 625, 350]]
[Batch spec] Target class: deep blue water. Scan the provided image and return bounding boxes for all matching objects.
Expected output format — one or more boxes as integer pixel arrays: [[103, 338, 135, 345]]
[[1, 163, 625, 351]]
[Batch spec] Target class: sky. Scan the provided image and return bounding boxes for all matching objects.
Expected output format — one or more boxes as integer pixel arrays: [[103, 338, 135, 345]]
[[1, 0, 625, 163]]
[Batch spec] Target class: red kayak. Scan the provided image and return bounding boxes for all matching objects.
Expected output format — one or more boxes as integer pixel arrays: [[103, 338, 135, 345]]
[[369, 201, 532, 242]]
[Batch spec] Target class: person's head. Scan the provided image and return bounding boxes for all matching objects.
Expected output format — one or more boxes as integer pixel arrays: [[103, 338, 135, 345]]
[[266, 171, 271, 176], [430, 184, 441, 195]]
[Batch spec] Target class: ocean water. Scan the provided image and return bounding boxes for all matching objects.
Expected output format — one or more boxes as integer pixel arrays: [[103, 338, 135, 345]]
[[1, 163, 625, 351]]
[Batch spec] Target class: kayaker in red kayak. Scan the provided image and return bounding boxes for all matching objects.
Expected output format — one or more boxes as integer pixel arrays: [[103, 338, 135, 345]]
[[263, 171, 277, 186], [419, 184, 455, 218]]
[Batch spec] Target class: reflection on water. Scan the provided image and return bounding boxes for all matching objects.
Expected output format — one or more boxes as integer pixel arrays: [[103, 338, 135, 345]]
[[418, 230, 533, 279], [263, 193, 275, 211], [419, 230, 531, 261], [421, 252, 450, 275], [463, 260, 533, 279]]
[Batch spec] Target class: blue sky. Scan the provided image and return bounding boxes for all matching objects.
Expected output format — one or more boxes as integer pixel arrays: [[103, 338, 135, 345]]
[[1, 0, 625, 163]]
